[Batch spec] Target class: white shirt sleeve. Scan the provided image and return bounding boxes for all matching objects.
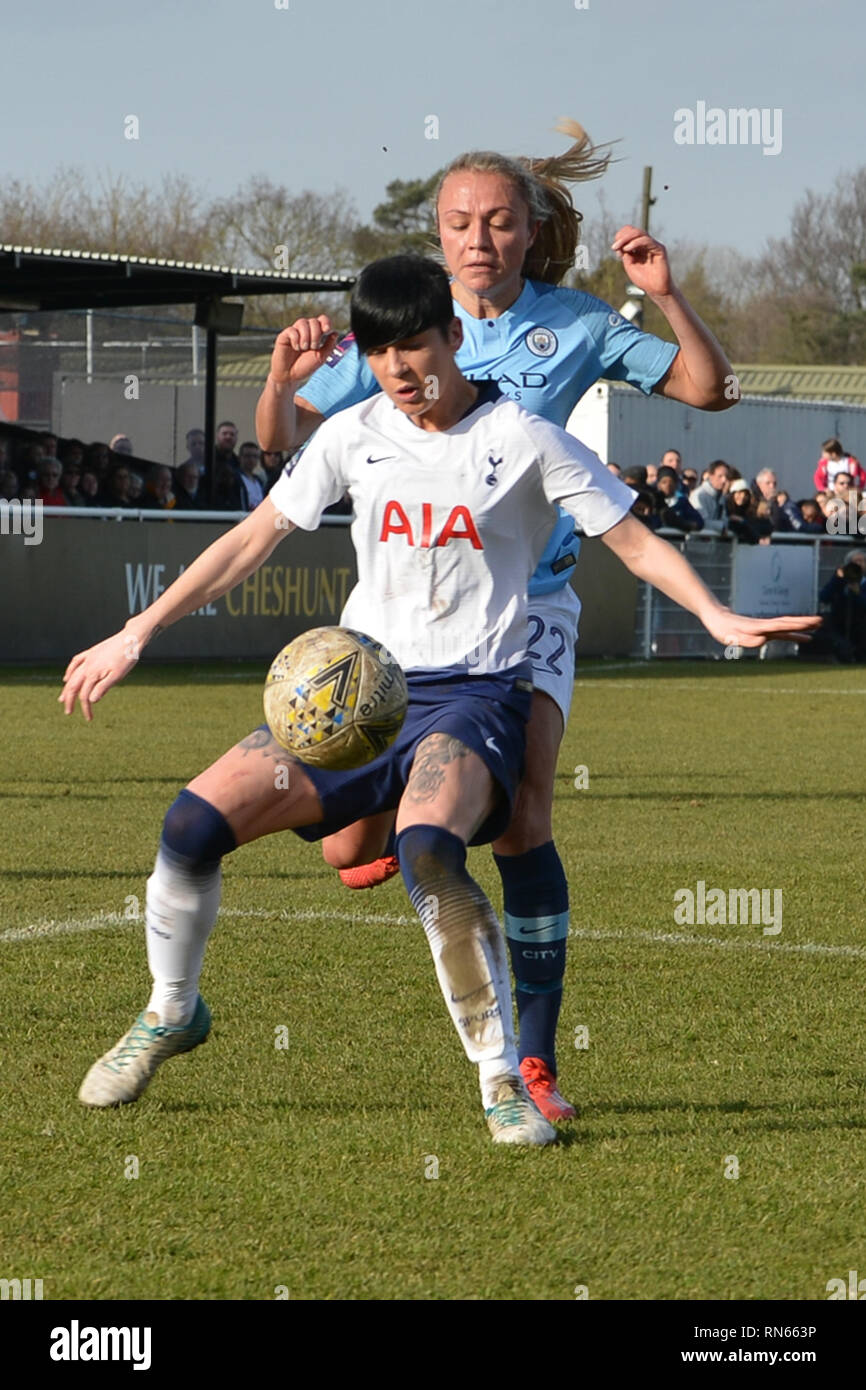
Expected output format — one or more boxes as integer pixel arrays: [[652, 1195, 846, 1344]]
[[514, 408, 636, 535], [267, 419, 347, 530]]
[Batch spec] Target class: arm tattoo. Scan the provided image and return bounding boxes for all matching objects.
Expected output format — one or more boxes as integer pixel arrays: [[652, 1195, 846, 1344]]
[[237, 728, 287, 762], [404, 734, 471, 805]]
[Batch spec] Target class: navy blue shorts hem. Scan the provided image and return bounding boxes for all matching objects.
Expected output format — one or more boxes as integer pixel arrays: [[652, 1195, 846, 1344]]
[[268, 667, 532, 848]]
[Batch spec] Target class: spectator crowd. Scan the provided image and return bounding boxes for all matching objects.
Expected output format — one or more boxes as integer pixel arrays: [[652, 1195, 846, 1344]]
[[2, 426, 862, 540], [609, 436, 865, 544], [0, 421, 297, 515], [2, 423, 865, 661], [606, 437, 866, 662]]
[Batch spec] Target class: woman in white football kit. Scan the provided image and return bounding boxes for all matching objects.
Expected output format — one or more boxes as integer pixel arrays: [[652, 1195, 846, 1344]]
[[255, 122, 739, 1121], [62, 257, 817, 1148]]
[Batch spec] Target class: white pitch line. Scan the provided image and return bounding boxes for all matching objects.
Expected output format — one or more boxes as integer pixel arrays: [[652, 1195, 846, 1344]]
[[0, 906, 412, 943], [568, 926, 866, 959], [1, 909, 864, 960], [0, 911, 130, 943], [574, 681, 866, 695]]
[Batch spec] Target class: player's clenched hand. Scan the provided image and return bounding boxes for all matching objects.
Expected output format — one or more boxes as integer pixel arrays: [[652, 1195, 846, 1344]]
[[703, 607, 823, 651], [268, 315, 340, 386], [611, 226, 674, 298], [58, 629, 143, 722]]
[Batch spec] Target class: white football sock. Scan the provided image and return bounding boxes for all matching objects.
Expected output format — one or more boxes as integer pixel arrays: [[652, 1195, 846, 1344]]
[[412, 876, 520, 1108], [144, 849, 221, 1026]]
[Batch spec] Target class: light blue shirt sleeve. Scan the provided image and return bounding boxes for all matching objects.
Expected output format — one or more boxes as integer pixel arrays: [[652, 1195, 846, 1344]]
[[555, 288, 679, 396], [296, 333, 381, 417]]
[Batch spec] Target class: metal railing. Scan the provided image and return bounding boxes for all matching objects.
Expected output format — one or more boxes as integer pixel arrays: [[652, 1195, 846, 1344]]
[[633, 530, 858, 659], [36, 506, 351, 525]]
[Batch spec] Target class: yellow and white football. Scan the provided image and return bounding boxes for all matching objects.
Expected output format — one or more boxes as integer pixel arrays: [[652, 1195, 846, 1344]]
[[263, 626, 408, 769]]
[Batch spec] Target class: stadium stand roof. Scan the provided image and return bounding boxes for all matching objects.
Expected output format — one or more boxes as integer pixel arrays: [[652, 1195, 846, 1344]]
[[0, 244, 354, 311], [0, 244, 356, 500], [731, 364, 866, 405]]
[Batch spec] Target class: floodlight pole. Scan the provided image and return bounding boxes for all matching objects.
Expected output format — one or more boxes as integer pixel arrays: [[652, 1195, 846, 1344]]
[[641, 167, 655, 234]]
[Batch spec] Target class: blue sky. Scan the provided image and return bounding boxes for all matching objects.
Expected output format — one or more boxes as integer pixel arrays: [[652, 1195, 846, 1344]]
[[3, 0, 861, 260]]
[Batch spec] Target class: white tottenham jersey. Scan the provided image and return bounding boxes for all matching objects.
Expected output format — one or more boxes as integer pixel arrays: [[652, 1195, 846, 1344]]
[[268, 385, 635, 673]]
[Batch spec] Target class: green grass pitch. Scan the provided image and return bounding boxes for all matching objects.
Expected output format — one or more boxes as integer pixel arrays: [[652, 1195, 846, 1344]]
[[1, 658, 864, 1301]]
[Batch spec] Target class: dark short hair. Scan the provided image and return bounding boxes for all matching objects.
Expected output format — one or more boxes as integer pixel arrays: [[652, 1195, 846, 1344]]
[[823, 437, 843, 456], [217, 420, 237, 431], [239, 441, 260, 454], [351, 255, 454, 355], [623, 466, 648, 487]]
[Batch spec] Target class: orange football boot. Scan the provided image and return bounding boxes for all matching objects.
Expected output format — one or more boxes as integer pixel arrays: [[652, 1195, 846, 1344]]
[[519, 1056, 577, 1122], [338, 855, 401, 890]]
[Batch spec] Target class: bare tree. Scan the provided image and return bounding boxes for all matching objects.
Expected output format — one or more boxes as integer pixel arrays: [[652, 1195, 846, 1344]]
[[742, 167, 866, 362], [0, 166, 218, 263], [209, 175, 360, 327]]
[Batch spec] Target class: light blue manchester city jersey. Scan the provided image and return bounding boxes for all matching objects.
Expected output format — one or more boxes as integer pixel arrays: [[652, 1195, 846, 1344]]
[[298, 279, 678, 596]]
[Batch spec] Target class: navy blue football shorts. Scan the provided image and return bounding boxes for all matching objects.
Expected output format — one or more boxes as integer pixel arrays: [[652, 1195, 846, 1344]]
[[272, 662, 533, 847]]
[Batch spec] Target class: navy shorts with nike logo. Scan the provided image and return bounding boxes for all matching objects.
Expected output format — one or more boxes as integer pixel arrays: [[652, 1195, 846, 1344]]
[[282, 662, 533, 847]]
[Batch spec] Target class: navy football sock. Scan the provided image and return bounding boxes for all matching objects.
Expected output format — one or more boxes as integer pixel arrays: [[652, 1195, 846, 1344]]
[[493, 841, 569, 1072], [161, 788, 237, 870]]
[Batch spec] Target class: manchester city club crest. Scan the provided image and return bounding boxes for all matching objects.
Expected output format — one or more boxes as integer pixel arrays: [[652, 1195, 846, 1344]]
[[525, 326, 558, 358]]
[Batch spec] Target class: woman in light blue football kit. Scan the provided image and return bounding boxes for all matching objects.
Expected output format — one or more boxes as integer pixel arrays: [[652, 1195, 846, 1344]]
[[256, 121, 738, 1121]]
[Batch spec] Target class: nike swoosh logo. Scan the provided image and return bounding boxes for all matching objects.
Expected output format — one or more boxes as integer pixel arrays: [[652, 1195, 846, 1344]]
[[450, 982, 492, 1003], [485, 737, 502, 756], [518, 924, 558, 936], [366, 454, 395, 464]]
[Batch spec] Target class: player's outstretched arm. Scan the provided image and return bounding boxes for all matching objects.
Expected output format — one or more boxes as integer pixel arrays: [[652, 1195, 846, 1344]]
[[59, 498, 294, 721], [612, 225, 735, 412], [601, 513, 822, 648], [255, 315, 334, 452]]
